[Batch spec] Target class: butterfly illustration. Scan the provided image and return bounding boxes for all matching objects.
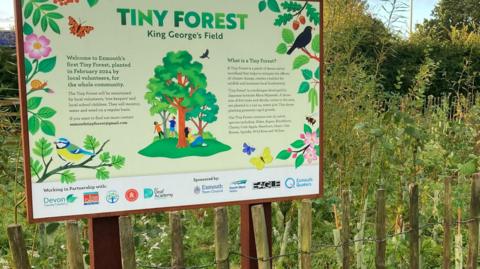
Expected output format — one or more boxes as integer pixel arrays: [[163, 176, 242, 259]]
[[68, 16, 94, 38], [242, 143, 256, 156], [200, 49, 210, 59], [250, 147, 273, 171]]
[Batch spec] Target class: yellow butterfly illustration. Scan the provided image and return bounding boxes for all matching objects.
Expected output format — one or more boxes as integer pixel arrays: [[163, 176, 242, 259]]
[[250, 147, 273, 170]]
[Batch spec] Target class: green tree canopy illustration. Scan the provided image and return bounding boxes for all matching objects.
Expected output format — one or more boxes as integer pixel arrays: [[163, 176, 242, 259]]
[[186, 88, 219, 136], [147, 51, 209, 148]]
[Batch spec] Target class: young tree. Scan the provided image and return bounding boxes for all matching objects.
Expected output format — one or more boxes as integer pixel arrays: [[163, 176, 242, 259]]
[[147, 51, 208, 148], [186, 88, 219, 136]]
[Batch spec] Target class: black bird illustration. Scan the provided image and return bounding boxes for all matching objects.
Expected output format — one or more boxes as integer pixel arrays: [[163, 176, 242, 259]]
[[200, 49, 210, 59], [287, 26, 313, 55]]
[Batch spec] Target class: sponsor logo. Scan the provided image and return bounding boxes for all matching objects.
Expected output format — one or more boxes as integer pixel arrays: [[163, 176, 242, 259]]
[[106, 190, 119, 204], [154, 188, 174, 199], [125, 189, 139, 202], [229, 180, 247, 192], [253, 181, 280, 190], [144, 188, 154, 199], [195, 184, 223, 194], [284, 177, 314, 188], [83, 192, 99, 205], [43, 194, 77, 207]]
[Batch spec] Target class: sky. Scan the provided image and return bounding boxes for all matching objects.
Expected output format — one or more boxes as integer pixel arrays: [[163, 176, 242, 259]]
[[0, 0, 438, 31], [367, 0, 439, 33]]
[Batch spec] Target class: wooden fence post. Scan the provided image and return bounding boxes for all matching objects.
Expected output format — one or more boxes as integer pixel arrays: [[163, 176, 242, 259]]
[[409, 184, 419, 269], [341, 190, 350, 269], [215, 207, 230, 269], [7, 224, 31, 269], [170, 211, 184, 269], [299, 200, 312, 269], [251, 205, 271, 269], [65, 221, 84, 269], [375, 189, 386, 269], [119, 216, 136, 269], [443, 177, 452, 269], [467, 174, 480, 269]]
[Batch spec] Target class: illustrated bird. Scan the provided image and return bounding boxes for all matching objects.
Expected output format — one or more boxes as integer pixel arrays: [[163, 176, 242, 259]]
[[54, 138, 95, 162], [200, 49, 210, 59], [287, 26, 313, 55]]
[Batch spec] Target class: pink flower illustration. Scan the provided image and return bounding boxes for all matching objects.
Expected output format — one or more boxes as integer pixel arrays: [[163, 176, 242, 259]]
[[304, 146, 318, 164], [24, 34, 52, 60], [303, 132, 319, 146]]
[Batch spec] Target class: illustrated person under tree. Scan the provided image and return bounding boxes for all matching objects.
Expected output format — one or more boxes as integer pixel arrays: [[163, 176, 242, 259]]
[[169, 116, 177, 137], [154, 121, 164, 139], [185, 127, 207, 147]]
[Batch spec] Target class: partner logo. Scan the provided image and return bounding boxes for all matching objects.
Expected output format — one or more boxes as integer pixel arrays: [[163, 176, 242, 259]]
[[83, 192, 99, 205], [229, 180, 247, 192], [154, 188, 174, 199], [43, 194, 77, 207], [195, 184, 223, 194], [285, 177, 314, 189], [125, 189, 139, 202], [106, 190, 119, 204], [253, 181, 280, 190], [144, 188, 154, 199]]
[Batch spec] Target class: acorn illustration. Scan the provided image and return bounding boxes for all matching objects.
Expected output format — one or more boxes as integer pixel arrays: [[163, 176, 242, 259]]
[[293, 20, 300, 30], [299, 15, 306, 25]]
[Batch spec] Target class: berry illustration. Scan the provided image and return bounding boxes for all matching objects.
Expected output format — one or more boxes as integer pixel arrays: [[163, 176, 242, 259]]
[[293, 20, 300, 30]]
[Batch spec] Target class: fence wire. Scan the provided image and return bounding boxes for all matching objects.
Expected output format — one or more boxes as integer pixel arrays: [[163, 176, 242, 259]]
[[137, 216, 480, 268]]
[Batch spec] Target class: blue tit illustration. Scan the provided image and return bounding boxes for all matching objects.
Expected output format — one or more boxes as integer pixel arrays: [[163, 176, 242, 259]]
[[54, 138, 95, 162]]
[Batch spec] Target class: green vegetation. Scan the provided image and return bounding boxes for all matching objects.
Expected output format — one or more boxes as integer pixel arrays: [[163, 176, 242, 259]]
[[138, 138, 231, 158]]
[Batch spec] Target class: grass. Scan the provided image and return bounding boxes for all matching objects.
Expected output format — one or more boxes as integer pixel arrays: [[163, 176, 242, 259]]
[[138, 138, 231, 158]]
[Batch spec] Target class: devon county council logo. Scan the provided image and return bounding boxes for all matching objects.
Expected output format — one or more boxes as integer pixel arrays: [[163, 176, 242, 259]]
[[106, 190, 119, 204], [43, 194, 77, 207], [144, 188, 154, 199], [83, 192, 99, 205], [125, 189, 139, 202]]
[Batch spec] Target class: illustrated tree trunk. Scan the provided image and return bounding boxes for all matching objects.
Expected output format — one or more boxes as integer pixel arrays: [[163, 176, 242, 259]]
[[159, 111, 168, 135], [177, 107, 187, 148]]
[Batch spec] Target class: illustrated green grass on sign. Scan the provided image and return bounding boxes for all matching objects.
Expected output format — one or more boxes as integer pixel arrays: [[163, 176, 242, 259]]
[[138, 139, 231, 158]]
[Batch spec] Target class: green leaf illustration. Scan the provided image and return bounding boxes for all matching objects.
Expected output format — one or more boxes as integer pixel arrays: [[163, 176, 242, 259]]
[[40, 120, 56, 136], [276, 43, 288, 54], [282, 28, 294, 44], [24, 2, 34, 19], [308, 88, 318, 113], [28, 116, 40, 135], [46, 223, 60, 235], [23, 22, 33, 35], [298, 81, 310, 93], [293, 55, 310, 69], [302, 69, 313, 80], [267, 0, 281, 12], [46, 12, 63, 19], [66, 194, 77, 203], [304, 124, 313, 134], [38, 57, 56, 73], [96, 167, 110, 180], [315, 67, 320, 79], [25, 58, 33, 78], [27, 97, 42, 110], [39, 4, 58, 11], [84, 135, 100, 151], [258, 1, 267, 12], [291, 140, 305, 148], [306, 4, 320, 25], [311, 34, 320, 54], [274, 13, 294, 26], [281, 1, 303, 12], [316, 128, 320, 138], [87, 0, 99, 7], [32, 9, 41, 26], [37, 107, 56, 119], [61, 170, 76, 184], [295, 154, 305, 168], [315, 145, 320, 156], [111, 155, 126, 169], [33, 137, 53, 157], [30, 158, 43, 177], [276, 150, 292, 160], [99, 152, 111, 163], [40, 16, 48, 32]]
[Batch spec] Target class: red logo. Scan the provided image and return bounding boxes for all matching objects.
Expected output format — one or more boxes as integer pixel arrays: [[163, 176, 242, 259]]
[[125, 189, 139, 202]]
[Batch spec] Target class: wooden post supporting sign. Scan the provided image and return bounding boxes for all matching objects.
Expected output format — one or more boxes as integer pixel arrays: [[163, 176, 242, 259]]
[[241, 203, 272, 269], [88, 217, 123, 269]]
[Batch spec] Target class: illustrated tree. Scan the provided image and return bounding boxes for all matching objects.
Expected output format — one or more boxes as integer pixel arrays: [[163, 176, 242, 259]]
[[147, 51, 208, 148], [145, 91, 177, 135], [186, 88, 219, 136]]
